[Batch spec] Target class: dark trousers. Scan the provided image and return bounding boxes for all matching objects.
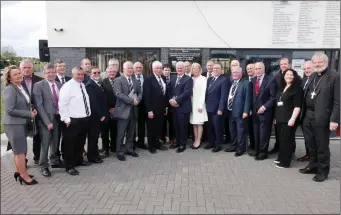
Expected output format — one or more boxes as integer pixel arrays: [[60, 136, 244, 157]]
[[32, 133, 41, 161], [173, 111, 190, 147], [229, 116, 247, 153], [101, 119, 117, 152], [146, 113, 164, 150], [277, 123, 295, 167], [302, 110, 331, 174], [56, 115, 65, 159], [62, 117, 90, 170], [202, 122, 208, 142], [135, 105, 146, 146], [207, 112, 224, 147], [247, 114, 255, 149], [162, 111, 175, 141], [87, 117, 101, 160], [273, 124, 280, 150], [253, 115, 272, 156], [224, 117, 231, 143]]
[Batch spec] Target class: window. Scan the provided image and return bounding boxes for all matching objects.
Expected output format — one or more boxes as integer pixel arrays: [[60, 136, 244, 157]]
[[245, 54, 283, 76], [210, 49, 237, 75]]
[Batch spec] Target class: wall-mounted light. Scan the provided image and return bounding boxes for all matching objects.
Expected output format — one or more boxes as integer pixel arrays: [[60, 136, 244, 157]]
[[54, 28, 64, 32]]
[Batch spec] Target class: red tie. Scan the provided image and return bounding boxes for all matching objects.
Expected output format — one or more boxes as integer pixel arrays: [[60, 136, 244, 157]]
[[255, 77, 260, 96]]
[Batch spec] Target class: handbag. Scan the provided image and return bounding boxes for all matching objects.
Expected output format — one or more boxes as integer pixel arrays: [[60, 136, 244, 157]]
[[26, 104, 37, 137]]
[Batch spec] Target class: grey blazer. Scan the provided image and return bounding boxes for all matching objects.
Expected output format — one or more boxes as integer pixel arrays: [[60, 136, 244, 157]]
[[2, 84, 31, 125], [33, 79, 62, 127], [112, 76, 142, 120]]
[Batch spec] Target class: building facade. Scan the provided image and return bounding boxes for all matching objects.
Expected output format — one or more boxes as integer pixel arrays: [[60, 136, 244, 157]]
[[46, 1, 340, 75]]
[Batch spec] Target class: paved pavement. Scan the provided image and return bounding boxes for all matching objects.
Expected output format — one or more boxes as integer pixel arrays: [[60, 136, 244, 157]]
[[1, 134, 340, 214]]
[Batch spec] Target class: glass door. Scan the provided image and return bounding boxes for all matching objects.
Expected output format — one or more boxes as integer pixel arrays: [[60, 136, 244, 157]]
[[136, 50, 160, 75]]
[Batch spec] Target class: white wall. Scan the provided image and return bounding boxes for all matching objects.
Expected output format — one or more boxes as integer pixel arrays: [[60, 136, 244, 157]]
[[46, 1, 340, 49]]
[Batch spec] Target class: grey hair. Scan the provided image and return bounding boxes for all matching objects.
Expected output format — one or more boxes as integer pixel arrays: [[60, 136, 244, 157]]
[[176, 61, 184, 67], [231, 66, 242, 73], [19, 59, 33, 67], [123, 61, 133, 69], [133, 61, 143, 68], [71, 66, 83, 74], [255, 62, 265, 71], [304, 60, 313, 66], [43, 63, 55, 71], [311, 52, 328, 63], [108, 58, 119, 65], [152, 61, 162, 69]]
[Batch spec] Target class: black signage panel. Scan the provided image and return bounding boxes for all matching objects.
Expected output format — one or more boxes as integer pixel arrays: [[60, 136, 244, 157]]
[[168, 48, 202, 73]]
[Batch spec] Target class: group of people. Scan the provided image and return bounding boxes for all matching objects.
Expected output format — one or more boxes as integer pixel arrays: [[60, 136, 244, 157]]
[[2, 52, 339, 186]]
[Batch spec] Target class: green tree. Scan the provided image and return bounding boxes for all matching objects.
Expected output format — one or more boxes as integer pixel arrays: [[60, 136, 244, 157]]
[[0, 46, 22, 67]]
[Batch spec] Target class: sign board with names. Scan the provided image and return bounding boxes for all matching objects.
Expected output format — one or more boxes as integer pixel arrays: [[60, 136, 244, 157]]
[[292, 59, 305, 78], [168, 48, 202, 73]]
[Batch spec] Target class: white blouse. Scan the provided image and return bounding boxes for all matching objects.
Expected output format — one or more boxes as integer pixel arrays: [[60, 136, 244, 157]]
[[17, 85, 30, 103]]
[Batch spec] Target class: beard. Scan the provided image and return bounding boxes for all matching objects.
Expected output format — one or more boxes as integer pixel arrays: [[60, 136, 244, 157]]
[[314, 65, 327, 73]]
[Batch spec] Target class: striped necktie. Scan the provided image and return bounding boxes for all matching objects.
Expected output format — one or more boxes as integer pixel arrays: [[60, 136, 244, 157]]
[[80, 84, 90, 116], [158, 76, 164, 95], [128, 77, 133, 92]]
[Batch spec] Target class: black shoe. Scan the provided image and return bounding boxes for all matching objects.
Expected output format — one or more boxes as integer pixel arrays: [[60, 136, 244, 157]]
[[18, 176, 38, 185], [110, 148, 116, 153], [137, 144, 148, 150], [14, 172, 33, 181], [169, 144, 179, 149], [248, 151, 256, 156], [67, 168, 79, 175], [234, 151, 244, 157], [79, 161, 92, 166], [190, 144, 201, 149], [126, 152, 139, 157], [117, 155, 126, 161], [269, 147, 279, 155], [89, 158, 103, 164], [212, 147, 222, 153], [51, 163, 64, 168], [98, 149, 104, 154], [33, 159, 39, 165], [313, 173, 328, 182], [299, 165, 318, 174], [254, 154, 268, 160], [225, 147, 236, 152], [276, 163, 289, 169], [42, 168, 51, 177], [157, 145, 168, 151], [149, 148, 157, 154], [176, 146, 186, 153], [204, 143, 214, 149]]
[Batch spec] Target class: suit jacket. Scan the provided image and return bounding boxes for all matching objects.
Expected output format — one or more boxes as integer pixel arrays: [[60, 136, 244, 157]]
[[143, 74, 168, 115], [300, 69, 340, 126], [229, 79, 252, 118], [55, 75, 71, 84], [101, 78, 118, 109], [169, 74, 193, 113], [83, 74, 90, 84], [2, 84, 31, 125], [22, 74, 43, 98], [251, 74, 277, 120], [86, 79, 108, 120], [32, 80, 62, 127], [205, 75, 230, 113], [112, 76, 142, 120]]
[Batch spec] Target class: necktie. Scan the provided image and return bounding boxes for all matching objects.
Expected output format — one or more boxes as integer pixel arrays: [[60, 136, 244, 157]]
[[166, 76, 170, 84], [80, 84, 90, 116], [208, 73, 212, 79], [208, 77, 216, 90], [255, 77, 260, 96], [227, 81, 238, 110], [128, 77, 133, 92], [61, 77, 65, 85], [136, 75, 142, 88], [303, 77, 309, 90], [51, 83, 59, 112], [110, 79, 115, 90], [158, 76, 164, 95], [175, 76, 181, 86]]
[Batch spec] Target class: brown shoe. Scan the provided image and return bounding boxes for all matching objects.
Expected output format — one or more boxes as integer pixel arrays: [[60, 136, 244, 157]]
[[297, 154, 309, 162]]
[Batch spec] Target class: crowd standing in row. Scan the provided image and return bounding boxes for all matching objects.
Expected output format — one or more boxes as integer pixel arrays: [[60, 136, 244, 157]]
[[2, 52, 339, 186]]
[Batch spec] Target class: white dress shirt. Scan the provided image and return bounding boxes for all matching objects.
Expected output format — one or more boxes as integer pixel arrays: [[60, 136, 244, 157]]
[[135, 74, 144, 87], [153, 73, 166, 95], [57, 74, 66, 83], [58, 79, 91, 123], [18, 85, 30, 103]]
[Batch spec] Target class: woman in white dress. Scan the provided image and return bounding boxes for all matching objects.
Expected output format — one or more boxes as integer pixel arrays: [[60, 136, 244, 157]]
[[190, 63, 208, 149]]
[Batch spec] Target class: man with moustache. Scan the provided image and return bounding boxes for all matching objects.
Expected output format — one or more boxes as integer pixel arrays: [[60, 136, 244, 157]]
[[143, 61, 169, 153], [101, 65, 119, 156], [299, 53, 339, 182], [112, 61, 142, 161], [54, 59, 71, 85], [245, 63, 256, 156], [81, 58, 92, 84], [204, 63, 230, 153], [160, 64, 175, 146], [251, 62, 277, 160], [133, 62, 148, 150], [85, 67, 108, 163], [169, 61, 193, 153], [297, 60, 314, 162], [33, 63, 63, 177]]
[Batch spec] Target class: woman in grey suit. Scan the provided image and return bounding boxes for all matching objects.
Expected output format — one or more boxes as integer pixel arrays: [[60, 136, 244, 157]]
[[2, 66, 38, 185]]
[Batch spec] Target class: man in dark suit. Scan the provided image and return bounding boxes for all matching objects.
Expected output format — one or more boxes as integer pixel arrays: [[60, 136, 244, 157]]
[[133, 62, 148, 150], [54, 59, 71, 160], [112, 61, 142, 161], [251, 62, 277, 160], [224, 67, 251, 156], [143, 61, 169, 154], [169, 61, 193, 153], [297, 60, 313, 162], [299, 53, 340, 182], [161, 64, 175, 145], [204, 62, 230, 153], [81, 58, 92, 84], [245, 63, 256, 156], [20, 59, 43, 164], [101, 65, 119, 156], [85, 66, 108, 163]]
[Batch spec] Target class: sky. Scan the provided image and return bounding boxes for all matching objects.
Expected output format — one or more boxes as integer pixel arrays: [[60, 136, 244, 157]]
[[1, 1, 47, 58]]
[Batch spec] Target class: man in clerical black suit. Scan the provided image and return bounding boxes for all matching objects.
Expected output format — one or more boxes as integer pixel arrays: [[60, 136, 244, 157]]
[[299, 53, 340, 182]]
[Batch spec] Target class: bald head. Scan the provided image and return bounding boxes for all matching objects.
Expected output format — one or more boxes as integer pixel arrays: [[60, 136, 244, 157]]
[[246, 63, 255, 77], [254, 62, 265, 77]]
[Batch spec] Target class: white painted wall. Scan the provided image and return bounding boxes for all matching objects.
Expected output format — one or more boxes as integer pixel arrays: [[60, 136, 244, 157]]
[[46, 1, 340, 49]]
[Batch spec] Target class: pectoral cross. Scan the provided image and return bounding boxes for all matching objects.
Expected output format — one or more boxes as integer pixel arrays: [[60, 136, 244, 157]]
[[311, 91, 316, 99]]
